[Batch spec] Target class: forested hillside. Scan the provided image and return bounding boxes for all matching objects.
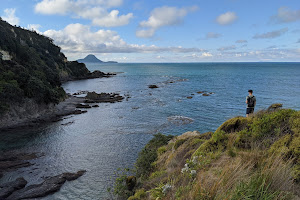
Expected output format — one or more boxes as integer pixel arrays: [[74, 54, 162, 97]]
[[0, 18, 90, 114]]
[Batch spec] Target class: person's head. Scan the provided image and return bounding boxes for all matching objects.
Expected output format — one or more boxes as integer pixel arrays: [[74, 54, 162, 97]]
[[248, 89, 253, 95]]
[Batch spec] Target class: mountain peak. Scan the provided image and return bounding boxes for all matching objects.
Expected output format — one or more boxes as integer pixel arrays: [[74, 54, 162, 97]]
[[78, 54, 103, 63], [77, 54, 118, 63]]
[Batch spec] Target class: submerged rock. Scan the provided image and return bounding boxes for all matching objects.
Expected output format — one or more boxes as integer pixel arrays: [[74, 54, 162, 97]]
[[167, 116, 194, 125], [76, 103, 92, 109], [73, 110, 87, 114], [187, 96, 193, 99], [0, 177, 27, 199], [148, 85, 159, 89], [6, 170, 86, 200]]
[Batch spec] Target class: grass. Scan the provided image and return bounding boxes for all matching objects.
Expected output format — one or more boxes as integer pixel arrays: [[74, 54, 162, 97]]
[[117, 105, 300, 200]]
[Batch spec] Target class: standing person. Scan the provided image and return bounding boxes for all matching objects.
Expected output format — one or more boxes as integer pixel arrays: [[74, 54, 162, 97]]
[[246, 90, 256, 117]]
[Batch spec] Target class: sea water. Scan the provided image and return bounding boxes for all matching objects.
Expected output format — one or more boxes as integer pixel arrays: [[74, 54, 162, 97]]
[[0, 62, 299, 199]]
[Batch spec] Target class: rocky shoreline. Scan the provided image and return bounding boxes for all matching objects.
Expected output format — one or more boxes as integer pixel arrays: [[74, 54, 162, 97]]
[[0, 91, 124, 131], [0, 151, 86, 199]]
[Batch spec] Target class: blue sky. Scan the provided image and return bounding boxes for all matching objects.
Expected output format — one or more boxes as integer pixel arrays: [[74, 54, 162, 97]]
[[1, 0, 300, 62]]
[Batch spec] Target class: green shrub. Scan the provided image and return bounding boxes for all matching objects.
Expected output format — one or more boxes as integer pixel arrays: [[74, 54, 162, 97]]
[[157, 146, 167, 155], [174, 139, 187, 150], [216, 117, 249, 133], [128, 189, 147, 200], [135, 133, 173, 178]]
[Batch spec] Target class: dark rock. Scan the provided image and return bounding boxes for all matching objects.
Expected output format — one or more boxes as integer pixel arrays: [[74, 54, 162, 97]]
[[187, 96, 193, 99], [148, 85, 159, 89], [202, 93, 210, 96], [73, 110, 87, 115], [0, 152, 40, 172], [86, 92, 124, 103], [76, 104, 92, 109], [6, 171, 86, 200], [126, 176, 136, 191], [267, 103, 283, 112], [92, 105, 99, 107], [84, 100, 96, 103], [197, 91, 205, 94], [0, 177, 27, 199], [0, 172, 3, 179]]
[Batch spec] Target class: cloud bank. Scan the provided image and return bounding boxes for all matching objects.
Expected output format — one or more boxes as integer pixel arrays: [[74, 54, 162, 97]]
[[1, 8, 19, 25], [253, 28, 288, 39], [43, 23, 205, 56], [271, 7, 300, 23], [136, 6, 198, 38], [34, 0, 133, 27]]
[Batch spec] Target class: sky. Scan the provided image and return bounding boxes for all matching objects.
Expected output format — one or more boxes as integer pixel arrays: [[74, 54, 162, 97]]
[[1, 0, 300, 62]]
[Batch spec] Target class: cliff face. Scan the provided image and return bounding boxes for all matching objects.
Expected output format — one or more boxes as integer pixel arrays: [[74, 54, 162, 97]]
[[114, 105, 300, 200], [0, 19, 98, 128]]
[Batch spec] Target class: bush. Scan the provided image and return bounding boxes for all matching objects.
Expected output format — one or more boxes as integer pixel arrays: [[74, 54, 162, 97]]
[[174, 139, 187, 150], [128, 189, 147, 200], [135, 133, 173, 179]]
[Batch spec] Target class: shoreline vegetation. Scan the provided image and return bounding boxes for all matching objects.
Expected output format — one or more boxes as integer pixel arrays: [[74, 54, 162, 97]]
[[112, 104, 300, 200], [0, 18, 121, 130]]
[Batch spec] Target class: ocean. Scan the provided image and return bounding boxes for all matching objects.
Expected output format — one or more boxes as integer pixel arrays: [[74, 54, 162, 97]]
[[0, 62, 300, 199]]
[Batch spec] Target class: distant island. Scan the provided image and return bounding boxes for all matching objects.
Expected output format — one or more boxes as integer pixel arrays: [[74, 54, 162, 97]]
[[77, 54, 118, 64]]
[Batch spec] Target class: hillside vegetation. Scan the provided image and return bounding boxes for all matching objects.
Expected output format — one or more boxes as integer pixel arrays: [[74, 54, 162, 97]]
[[114, 104, 300, 200], [0, 18, 91, 114]]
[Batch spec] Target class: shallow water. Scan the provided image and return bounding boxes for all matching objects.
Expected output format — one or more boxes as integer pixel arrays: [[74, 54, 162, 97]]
[[0, 63, 300, 199]]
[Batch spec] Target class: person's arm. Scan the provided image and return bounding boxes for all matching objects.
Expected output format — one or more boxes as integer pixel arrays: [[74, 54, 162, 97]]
[[254, 97, 256, 107], [246, 96, 248, 104]]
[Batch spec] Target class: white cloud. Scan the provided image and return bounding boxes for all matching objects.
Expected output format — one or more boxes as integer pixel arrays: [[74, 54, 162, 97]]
[[1, 8, 19, 25], [205, 32, 222, 39], [217, 45, 236, 51], [91, 10, 133, 27], [253, 28, 288, 39], [236, 40, 247, 43], [271, 6, 300, 23], [43, 23, 206, 59], [34, 0, 132, 27], [27, 24, 42, 32], [136, 6, 198, 38], [216, 12, 237, 25]]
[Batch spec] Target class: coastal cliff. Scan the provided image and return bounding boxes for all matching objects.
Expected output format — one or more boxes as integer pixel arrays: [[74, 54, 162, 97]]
[[113, 104, 300, 200], [0, 19, 112, 129]]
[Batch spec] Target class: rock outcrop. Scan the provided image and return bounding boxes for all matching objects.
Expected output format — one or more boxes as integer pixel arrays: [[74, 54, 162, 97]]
[[85, 92, 124, 103], [5, 171, 86, 200], [0, 177, 27, 199]]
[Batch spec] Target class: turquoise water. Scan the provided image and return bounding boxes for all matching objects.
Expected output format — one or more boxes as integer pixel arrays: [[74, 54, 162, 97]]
[[0, 63, 299, 199]]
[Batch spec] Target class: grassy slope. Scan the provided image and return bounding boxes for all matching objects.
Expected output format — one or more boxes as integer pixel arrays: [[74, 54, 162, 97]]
[[119, 104, 300, 200]]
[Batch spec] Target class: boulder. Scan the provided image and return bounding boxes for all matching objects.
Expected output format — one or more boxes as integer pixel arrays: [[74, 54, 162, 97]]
[[202, 93, 210, 96], [187, 96, 193, 99], [0, 177, 27, 199], [148, 85, 159, 89], [76, 104, 92, 109], [0, 152, 40, 172], [6, 170, 86, 200], [73, 110, 87, 114], [86, 92, 124, 103], [126, 176, 136, 191]]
